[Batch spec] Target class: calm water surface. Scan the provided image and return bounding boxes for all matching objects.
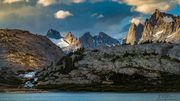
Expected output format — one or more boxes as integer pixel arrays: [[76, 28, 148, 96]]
[[0, 92, 179, 101]]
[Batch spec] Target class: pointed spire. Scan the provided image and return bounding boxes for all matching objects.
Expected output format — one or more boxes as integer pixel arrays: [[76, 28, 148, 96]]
[[65, 32, 73, 38], [154, 9, 161, 19], [64, 32, 74, 44]]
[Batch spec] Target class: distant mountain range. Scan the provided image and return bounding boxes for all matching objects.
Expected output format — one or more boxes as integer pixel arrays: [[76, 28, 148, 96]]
[[47, 9, 180, 50], [80, 32, 120, 48], [125, 9, 180, 45], [46, 29, 120, 52]]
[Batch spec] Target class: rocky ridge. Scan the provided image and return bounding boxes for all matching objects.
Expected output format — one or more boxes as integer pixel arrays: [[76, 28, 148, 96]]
[[0, 29, 64, 87], [139, 9, 180, 43], [125, 9, 180, 45], [36, 43, 180, 91], [80, 32, 120, 49]]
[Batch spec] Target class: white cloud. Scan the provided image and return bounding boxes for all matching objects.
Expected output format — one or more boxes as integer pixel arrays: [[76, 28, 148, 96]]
[[97, 14, 104, 19], [117, 0, 180, 14], [130, 17, 142, 25], [3, 0, 28, 4], [54, 10, 73, 19], [37, 0, 86, 7], [37, 0, 56, 7], [91, 13, 98, 17], [91, 13, 104, 19], [0, 6, 41, 20], [72, 0, 86, 3]]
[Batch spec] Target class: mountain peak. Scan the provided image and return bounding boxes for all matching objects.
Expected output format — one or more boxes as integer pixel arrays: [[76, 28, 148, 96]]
[[83, 32, 92, 37], [63, 32, 82, 49], [139, 10, 180, 44], [155, 9, 160, 14], [66, 32, 73, 37], [47, 29, 62, 39], [64, 32, 75, 44], [151, 9, 162, 21], [126, 22, 144, 45], [99, 32, 108, 37]]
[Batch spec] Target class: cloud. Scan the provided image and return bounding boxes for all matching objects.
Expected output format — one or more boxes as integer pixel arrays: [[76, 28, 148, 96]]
[[37, 0, 86, 7], [73, 0, 86, 3], [92, 13, 104, 19], [130, 17, 142, 25], [0, 6, 39, 20], [37, 0, 56, 7], [54, 10, 73, 19], [97, 14, 104, 19], [3, 0, 28, 4], [118, 0, 180, 14]]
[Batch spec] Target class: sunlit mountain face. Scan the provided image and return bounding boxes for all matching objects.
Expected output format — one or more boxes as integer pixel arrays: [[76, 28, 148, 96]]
[[0, 0, 179, 38]]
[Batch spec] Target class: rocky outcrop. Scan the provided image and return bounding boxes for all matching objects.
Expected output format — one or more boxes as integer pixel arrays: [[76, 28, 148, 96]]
[[139, 9, 180, 44], [61, 32, 82, 52], [126, 23, 144, 45], [47, 29, 62, 39], [64, 32, 82, 48], [0, 29, 64, 87], [36, 43, 180, 91], [0, 67, 22, 87]]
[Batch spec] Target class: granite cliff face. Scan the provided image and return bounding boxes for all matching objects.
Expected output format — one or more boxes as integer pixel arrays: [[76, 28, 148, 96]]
[[64, 32, 82, 48], [139, 9, 180, 43], [0, 29, 64, 87], [126, 23, 144, 45], [36, 43, 180, 91]]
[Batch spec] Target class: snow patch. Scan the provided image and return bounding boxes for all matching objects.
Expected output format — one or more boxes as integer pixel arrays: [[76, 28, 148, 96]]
[[23, 72, 36, 78], [57, 38, 70, 48], [167, 32, 177, 38], [153, 30, 164, 37], [48, 38, 59, 45], [163, 16, 173, 23]]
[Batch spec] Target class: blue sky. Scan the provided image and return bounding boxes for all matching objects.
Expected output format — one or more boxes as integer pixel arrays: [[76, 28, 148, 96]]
[[0, 0, 179, 39]]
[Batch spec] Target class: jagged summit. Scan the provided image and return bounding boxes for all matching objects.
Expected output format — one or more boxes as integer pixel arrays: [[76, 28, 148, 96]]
[[80, 32, 120, 48], [64, 32, 81, 47], [153, 9, 162, 20], [79, 32, 94, 48], [64, 32, 76, 44], [47, 29, 62, 39], [83, 32, 92, 37], [47, 31, 82, 53], [139, 9, 180, 43], [126, 23, 144, 45], [99, 32, 108, 37]]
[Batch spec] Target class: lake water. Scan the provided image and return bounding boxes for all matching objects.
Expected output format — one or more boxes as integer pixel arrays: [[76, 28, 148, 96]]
[[0, 93, 179, 101]]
